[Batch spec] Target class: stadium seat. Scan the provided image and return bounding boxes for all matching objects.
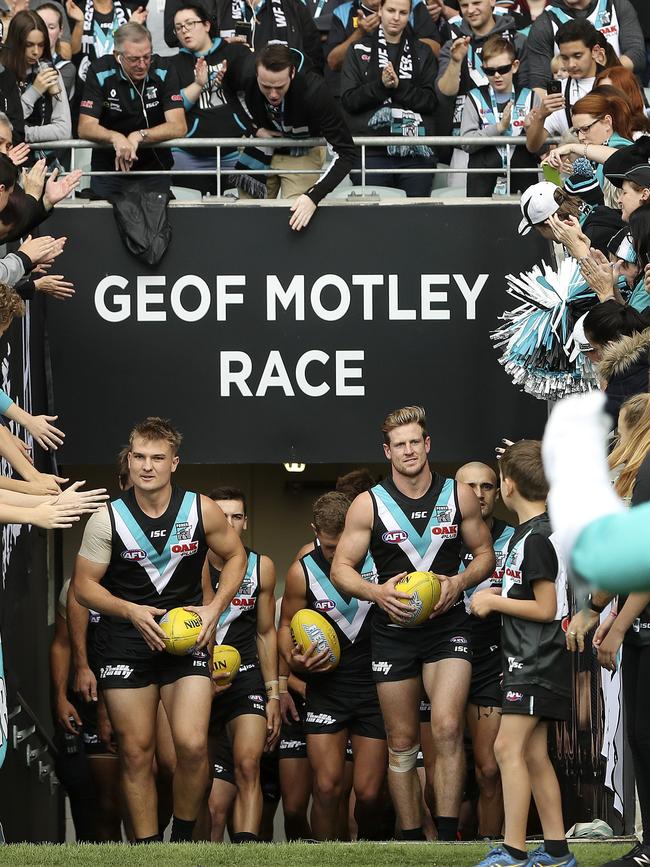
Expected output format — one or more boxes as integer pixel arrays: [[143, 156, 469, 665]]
[[328, 186, 407, 200], [170, 186, 203, 202]]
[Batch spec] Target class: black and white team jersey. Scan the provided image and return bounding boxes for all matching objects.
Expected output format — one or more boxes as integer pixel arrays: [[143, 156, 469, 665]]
[[368, 473, 465, 628], [101, 486, 207, 636], [300, 545, 377, 685], [462, 518, 515, 650], [500, 513, 570, 697], [211, 547, 261, 669]]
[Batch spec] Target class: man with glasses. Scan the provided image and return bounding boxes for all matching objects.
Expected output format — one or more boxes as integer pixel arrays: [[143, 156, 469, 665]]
[[525, 19, 602, 154], [78, 22, 187, 199]]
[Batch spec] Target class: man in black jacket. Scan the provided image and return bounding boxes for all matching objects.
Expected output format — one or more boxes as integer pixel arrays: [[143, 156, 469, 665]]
[[234, 45, 356, 230]]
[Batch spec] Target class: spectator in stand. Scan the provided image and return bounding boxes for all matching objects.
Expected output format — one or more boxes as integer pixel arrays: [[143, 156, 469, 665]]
[[0, 54, 26, 143], [65, 0, 147, 86], [1, 11, 71, 161], [0, 0, 73, 59], [229, 45, 355, 229], [628, 0, 649, 86], [341, 0, 438, 197], [77, 22, 186, 198], [170, 2, 252, 195], [525, 19, 605, 154], [460, 35, 537, 196], [325, 0, 445, 99], [211, 0, 323, 73], [37, 3, 76, 99], [526, 0, 645, 94], [436, 0, 528, 186], [595, 65, 647, 118], [495, 0, 550, 34], [543, 90, 647, 194]]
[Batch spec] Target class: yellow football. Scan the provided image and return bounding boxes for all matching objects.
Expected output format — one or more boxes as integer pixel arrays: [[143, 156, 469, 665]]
[[212, 644, 241, 683], [159, 607, 202, 655], [390, 571, 441, 627], [290, 608, 341, 671]]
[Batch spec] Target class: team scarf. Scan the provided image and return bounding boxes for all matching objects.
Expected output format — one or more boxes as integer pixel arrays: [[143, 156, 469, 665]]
[[229, 0, 288, 49], [78, 0, 128, 81], [367, 25, 433, 158]]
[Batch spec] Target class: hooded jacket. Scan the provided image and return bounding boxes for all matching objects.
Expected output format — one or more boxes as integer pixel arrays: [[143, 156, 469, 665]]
[[598, 327, 650, 424], [436, 14, 530, 95], [527, 0, 645, 90]]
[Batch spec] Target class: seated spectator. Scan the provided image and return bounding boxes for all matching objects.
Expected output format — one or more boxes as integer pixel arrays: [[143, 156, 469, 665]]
[[213, 0, 323, 73], [65, 0, 147, 86], [37, 3, 76, 99], [169, 2, 251, 195], [526, 19, 605, 153], [526, 0, 646, 92], [341, 0, 437, 197], [229, 44, 355, 229], [325, 0, 446, 99], [436, 0, 528, 185], [1, 11, 71, 162], [77, 22, 187, 199], [460, 35, 537, 196]]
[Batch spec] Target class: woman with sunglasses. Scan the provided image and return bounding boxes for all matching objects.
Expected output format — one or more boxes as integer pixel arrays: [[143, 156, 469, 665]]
[[460, 34, 537, 197]]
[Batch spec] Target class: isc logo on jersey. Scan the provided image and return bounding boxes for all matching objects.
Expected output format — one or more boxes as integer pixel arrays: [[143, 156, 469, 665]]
[[382, 530, 408, 544], [171, 541, 199, 556], [122, 549, 146, 561], [314, 599, 336, 612]]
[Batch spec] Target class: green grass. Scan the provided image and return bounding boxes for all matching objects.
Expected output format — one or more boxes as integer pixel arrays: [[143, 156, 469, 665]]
[[0, 842, 629, 866]]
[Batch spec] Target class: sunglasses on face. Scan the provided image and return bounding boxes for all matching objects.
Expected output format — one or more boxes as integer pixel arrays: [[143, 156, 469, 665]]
[[483, 63, 513, 76]]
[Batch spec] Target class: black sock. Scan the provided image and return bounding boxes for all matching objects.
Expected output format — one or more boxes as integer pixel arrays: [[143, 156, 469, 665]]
[[231, 832, 259, 844], [504, 844, 527, 861], [170, 816, 196, 842], [435, 816, 458, 841], [135, 834, 161, 844], [401, 827, 425, 841], [544, 839, 569, 858]]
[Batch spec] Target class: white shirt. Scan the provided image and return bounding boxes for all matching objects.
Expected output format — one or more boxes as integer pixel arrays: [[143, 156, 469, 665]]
[[543, 76, 596, 137]]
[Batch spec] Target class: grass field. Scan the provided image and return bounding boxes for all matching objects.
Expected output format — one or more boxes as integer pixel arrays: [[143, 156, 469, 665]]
[[0, 842, 629, 866]]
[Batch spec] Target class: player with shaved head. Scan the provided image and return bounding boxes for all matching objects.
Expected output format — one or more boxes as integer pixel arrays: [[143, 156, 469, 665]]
[[455, 461, 514, 840]]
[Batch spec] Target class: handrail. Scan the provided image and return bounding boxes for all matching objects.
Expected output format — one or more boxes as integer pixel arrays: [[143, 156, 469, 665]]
[[13, 690, 57, 757]]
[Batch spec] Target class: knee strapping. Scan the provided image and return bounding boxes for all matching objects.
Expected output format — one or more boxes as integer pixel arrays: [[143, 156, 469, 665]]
[[388, 744, 419, 773]]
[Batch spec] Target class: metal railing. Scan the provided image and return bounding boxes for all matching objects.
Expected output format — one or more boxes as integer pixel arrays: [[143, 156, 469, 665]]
[[36, 135, 548, 197]]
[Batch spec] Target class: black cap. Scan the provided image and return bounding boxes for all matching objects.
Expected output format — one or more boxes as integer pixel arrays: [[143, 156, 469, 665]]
[[604, 137, 650, 188], [607, 164, 650, 189]]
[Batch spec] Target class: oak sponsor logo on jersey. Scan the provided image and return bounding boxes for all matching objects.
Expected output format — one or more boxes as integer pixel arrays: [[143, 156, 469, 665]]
[[121, 549, 146, 561], [382, 530, 408, 544], [505, 566, 522, 584], [431, 524, 458, 538], [314, 599, 336, 612], [171, 541, 199, 556], [232, 597, 256, 608]]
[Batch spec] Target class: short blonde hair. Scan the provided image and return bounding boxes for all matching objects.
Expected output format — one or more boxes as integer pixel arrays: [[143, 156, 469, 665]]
[[129, 417, 182, 455], [312, 491, 351, 535], [381, 405, 428, 444]]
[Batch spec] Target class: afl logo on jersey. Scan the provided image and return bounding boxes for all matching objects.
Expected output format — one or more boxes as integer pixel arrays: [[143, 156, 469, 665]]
[[121, 549, 146, 561], [314, 599, 336, 612], [171, 541, 199, 556], [382, 530, 408, 544]]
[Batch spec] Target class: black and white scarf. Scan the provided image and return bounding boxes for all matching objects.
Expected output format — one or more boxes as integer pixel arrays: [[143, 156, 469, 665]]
[[368, 25, 433, 158], [229, 0, 288, 49], [78, 0, 129, 81]]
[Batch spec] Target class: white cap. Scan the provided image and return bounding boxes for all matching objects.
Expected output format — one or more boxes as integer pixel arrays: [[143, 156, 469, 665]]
[[518, 182, 561, 236]]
